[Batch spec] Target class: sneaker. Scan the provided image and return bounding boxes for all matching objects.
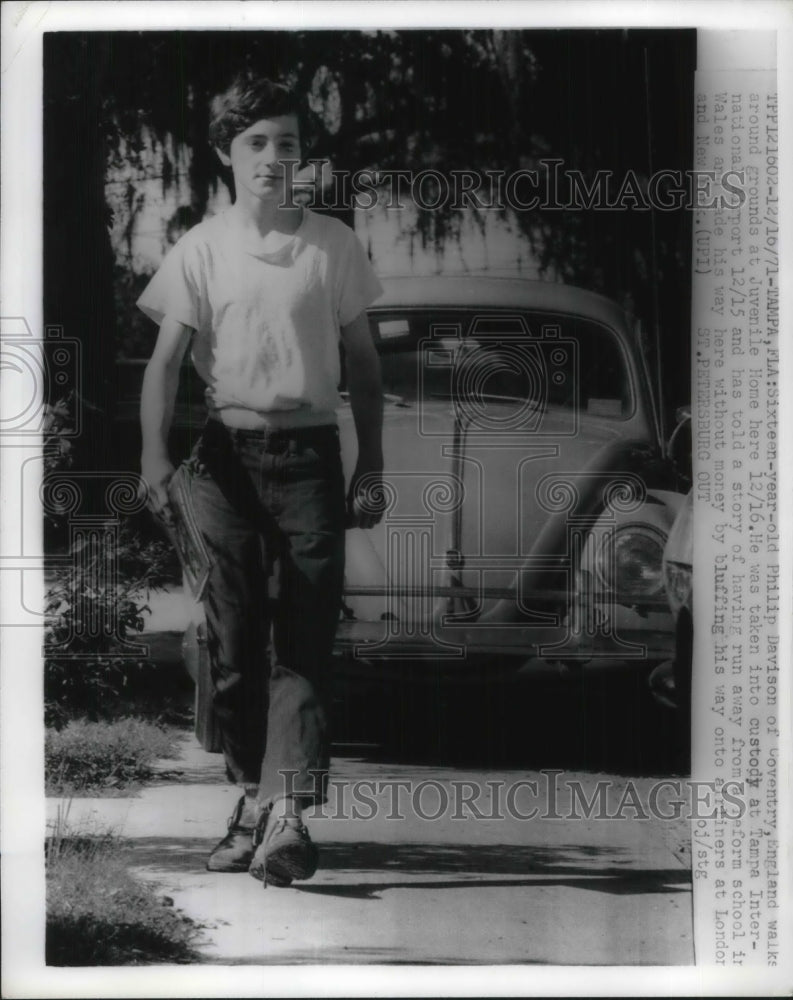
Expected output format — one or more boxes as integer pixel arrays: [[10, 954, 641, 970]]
[[249, 809, 318, 888], [206, 795, 257, 873]]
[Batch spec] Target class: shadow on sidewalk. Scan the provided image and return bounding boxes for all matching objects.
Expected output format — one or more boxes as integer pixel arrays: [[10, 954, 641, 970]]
[[126, 836, 691, 898]]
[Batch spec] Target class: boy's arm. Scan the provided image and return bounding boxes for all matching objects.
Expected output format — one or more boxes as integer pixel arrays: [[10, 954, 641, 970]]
[[139, 317, 194, 525], [341, 311, 384, 529]]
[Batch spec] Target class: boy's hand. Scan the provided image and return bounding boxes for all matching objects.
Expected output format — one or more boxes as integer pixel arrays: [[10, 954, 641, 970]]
[[140, 454, 176, 527], [346, 460, 386, 529]]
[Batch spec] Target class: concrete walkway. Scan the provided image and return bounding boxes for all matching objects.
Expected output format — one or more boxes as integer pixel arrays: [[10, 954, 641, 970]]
[[47, 733, 693, 966]]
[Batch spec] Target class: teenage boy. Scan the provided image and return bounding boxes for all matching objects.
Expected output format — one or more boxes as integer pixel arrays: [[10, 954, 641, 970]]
[[137, 75, 384, 887]]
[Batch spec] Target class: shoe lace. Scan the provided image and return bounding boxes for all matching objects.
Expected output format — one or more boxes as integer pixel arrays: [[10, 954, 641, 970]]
[[253, 813, 308, 890]]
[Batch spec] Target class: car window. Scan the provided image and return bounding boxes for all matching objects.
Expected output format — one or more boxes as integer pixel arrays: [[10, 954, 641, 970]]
[[365, 310, 634, 419]]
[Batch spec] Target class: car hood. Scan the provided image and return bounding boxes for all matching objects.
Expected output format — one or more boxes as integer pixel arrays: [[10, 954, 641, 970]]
[[338, 399, 650, 624]]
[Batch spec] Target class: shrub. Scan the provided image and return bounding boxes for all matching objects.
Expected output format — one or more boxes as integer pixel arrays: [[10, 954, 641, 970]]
[[42, 389, 184, 726], [47, 808, 199, 965], [42, 393, 76, 478], [46, 717, 179, 795], [44, 524, 178, 727]]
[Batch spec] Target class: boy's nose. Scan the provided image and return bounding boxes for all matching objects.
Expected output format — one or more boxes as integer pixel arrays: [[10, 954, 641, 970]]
[[253, 145, 276, 168]]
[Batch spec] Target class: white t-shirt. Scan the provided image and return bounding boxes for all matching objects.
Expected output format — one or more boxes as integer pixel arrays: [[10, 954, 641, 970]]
[[137, 208, 383, 429]]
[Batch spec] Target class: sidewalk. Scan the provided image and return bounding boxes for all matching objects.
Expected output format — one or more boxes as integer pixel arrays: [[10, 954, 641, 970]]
[[46, 732, 694, 966]]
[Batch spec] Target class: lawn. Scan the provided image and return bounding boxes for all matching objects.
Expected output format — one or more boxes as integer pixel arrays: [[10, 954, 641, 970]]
[[46, 805, 201, 966], [45, 716, 182, 797]]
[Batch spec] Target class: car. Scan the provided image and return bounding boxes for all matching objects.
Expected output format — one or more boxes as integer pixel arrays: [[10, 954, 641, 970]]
[[334, 277, 689, 673], [116, 275, 691, 750], [650, 486, 693, 770]]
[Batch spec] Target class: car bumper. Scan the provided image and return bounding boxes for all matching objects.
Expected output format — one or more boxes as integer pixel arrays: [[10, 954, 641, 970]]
[[335, 589, 675, 670]]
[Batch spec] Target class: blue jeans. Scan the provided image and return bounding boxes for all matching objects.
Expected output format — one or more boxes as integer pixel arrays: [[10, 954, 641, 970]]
[[185, 418, 346, 809]]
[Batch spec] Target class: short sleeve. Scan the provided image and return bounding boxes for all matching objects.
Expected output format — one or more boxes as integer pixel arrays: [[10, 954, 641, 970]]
[[335, 227, 384, 326], [136, 234, 203, 329]]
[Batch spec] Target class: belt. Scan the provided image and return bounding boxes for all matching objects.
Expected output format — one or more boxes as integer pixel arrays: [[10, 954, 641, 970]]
[[204, 418, 339, 452]]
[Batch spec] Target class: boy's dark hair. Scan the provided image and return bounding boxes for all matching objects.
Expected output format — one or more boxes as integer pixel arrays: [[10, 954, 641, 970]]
[[209, 74, 305, 153]]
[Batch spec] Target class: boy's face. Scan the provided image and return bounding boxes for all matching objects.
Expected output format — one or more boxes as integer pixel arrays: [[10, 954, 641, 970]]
[[216, 115, 301, 203]]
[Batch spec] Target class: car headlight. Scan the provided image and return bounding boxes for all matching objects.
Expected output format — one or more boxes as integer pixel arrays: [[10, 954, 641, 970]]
[[596, 524, 667, 599], [663, 560, 692, 618]]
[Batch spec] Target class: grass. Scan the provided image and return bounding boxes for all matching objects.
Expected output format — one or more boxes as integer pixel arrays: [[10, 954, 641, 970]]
[[46, 717, 181, 796], [46, 804, 201, 966]]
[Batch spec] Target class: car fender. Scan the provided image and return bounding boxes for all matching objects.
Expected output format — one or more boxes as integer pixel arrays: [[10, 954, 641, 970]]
[[574, 487, 686, 641], [477, 437, 678, 625]]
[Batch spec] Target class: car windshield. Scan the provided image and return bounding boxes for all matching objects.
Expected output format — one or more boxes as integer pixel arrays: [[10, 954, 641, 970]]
[[365, 310, 634, 419]]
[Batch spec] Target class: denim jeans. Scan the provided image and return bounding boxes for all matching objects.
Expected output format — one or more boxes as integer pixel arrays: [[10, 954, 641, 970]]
[[185, 418, 346, 809]]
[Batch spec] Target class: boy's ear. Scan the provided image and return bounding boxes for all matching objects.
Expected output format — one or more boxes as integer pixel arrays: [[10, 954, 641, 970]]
[[214, 146, 231, 168]]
